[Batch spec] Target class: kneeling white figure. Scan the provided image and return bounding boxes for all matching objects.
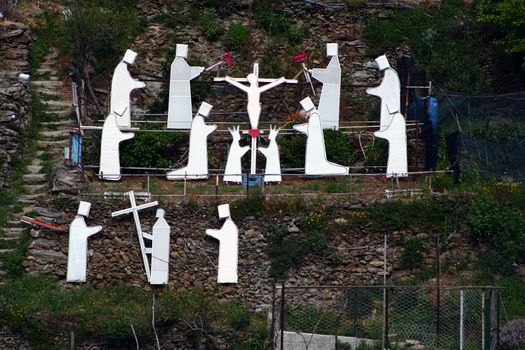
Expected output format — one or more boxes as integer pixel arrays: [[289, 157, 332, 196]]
[[294, 97, 349, 176], [224, 126, 249, 183], [166, 102, 217, 180], [67, 201, 103, 283], [206, 204, 239, 284], [99, 104, 135, 181], [258, 125, 282, 183]]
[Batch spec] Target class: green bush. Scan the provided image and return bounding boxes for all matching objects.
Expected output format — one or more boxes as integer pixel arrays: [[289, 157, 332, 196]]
[[230, 190, 265, 219], [199, 10, 225, 40], [466, 192, 525, 262], [268, 226, 308, 280], [279, 135, 306, 169], [120, 125, 184, 168], [400, 238, 428, 270], [254, 7, 309, 43], [223, 22, 250, 51], [307, 229, 327, 255]]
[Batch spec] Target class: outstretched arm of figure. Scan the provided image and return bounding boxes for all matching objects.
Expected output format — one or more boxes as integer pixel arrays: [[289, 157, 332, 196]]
[[311, 67, 330, 82], [134, 79, 146, 89], [86, 225, 103, 238], [142, 232, 153, 241], [225, 77, 249, 92], [119, 131, 135, 142], [206, 228, 222, 240], [259, 77, 286, 93], [190, 67, 205, 80]]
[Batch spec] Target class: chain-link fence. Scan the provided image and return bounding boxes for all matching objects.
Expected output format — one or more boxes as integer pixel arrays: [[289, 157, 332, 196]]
[[271, 285, 501, 350]]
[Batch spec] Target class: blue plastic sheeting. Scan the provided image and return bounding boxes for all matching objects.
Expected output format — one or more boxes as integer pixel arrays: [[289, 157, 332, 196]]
[[242, 175, 263, 190], [71, 133, 82, 166]]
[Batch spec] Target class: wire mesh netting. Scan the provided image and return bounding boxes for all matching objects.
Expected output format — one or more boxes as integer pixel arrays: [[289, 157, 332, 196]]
[[272, 286, 500, 350], [437, 90, 525, 181]]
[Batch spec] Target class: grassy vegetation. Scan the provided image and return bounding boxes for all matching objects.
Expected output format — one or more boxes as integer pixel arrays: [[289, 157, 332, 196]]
[[0, 276, 267, 349]]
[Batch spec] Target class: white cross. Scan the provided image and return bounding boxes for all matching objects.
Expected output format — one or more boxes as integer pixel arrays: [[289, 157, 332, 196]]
[[111, 191, 158, 282]]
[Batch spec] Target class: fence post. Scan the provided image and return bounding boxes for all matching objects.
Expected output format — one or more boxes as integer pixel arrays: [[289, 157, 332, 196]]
[[280, 280, 286, 350], [383, 288, 389, 350], [215, 175, 219, 200], [271, 284, 276, 350], [496, 289, 500, 349], [460, 289, 464, 350], [353, 288, 359, 338], [183, 172, 187, 198], [436, 235, 441, 349]]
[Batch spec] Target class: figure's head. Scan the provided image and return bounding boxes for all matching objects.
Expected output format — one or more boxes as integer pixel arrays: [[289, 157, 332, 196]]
[[123, 49, 138, 65], [197, 102, 213, 118], [300, 97, 316, 113], [155, 208, 165, 218], [176, 44, 189, 59], [217, 204, 231, 220], [247, 73, 257, 85], [326, 43, 338, 57], [375, 55, 390, 71], [77, 201, 91, 217]]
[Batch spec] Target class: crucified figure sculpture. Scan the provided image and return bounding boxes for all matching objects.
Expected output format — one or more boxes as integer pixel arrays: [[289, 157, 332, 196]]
[[215, 64, 296, 174]]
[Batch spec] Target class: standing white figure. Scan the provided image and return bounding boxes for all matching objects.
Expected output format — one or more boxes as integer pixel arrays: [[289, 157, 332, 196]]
[[67, 201, 102, 283], [142, 209, 171, 285], [374, 113, 408, 178], [224, 126, 250, 183], [206, 204, 239, 284], [99, 104, 135, 181], [366, 55, 401, 131], [310, 43, 341, 130], [166, 102, 217, 180], [258, 125, 282, 183], [110, 49, 146, 129], [167, 44, 205, 129], [294, 97, 349, 176]]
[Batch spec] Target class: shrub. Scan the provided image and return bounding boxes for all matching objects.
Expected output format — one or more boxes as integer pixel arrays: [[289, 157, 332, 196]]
[[400, 238, 428, 270], [466, 192, 525, 261], [198, 9, 225, 41], [223, 22, 250, 51], [230, 190, 265, 219], [254, 7, 309, 43], [501, 319, 525, 349], [120, 125, 184, 168], [268, 226, 308, 280], [307, 229, 327, 255]]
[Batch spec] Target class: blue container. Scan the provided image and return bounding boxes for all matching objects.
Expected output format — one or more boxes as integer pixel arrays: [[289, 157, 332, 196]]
[[242, 175, 263, 190]]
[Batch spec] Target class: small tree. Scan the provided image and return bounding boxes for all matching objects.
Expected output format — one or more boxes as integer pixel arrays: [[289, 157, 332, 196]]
[[61, 0, 141, 111]]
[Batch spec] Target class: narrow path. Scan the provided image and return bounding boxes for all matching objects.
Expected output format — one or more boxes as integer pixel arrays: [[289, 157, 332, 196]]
[[0, 50, 73, 282]]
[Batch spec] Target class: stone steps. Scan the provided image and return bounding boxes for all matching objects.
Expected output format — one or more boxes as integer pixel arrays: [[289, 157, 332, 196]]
[[0, 51, 72, 280], [31, 80, 62, 89], [40, 129, 70, 139], [25, 184, 47, 194], [22, 173, 47, 184], [26, 165, 43, 174]]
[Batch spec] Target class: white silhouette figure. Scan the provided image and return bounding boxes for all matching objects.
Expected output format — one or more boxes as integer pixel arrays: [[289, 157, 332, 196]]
[[374, 114, 408, 178], [294, 97, 349, 176], [223, 64, 286, 130], [366, 55, 401, 131], [310, 43, 341, 130], [258, 125, 282, 183], [206, 204, 238, 284], [110, 49, 146, 129], [224, 126, 250, 183], [99, 104, 135, 181], [142, 208, 171, 285], [166, 102, 217, 180], [67, 201, 102, 283], [167, 44, 205, 129]]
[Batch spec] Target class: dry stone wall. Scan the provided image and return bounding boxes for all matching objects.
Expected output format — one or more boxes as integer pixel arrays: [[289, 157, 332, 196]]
[[24, 197, 478, 311], [0, 21, 32, 187]]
